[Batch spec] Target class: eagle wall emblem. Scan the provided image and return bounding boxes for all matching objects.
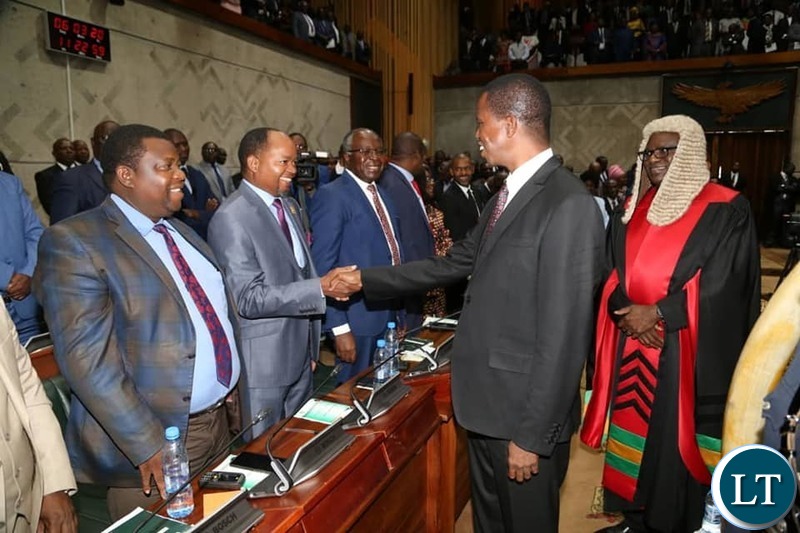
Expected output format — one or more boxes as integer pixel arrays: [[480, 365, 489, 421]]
[[671, 79, 786, 123]]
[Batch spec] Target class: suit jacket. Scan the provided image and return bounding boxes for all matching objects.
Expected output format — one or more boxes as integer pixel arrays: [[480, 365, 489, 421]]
[[0, 307, 76, 530], [34, 164, 65, 216], [361, 157, 605, 455], [441, 183, 489, 242], [0, 172, 44, 325], [310, 172, 401, 337], [175, 165, 217, 240], [722, 171, 746, 192], [292, 11, 315, 41], [33, 198, 240, 487], [196, 161, 234, 201], [49, 160, 108, 224], [208, 185, 323, 417]]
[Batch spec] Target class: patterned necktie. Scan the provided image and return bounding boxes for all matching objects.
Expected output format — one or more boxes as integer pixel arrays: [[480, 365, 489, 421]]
[[483, 182, 509, 239], [212, 164, 227, 198], [367, 183, 401, 265], [152, 224, 232, 387], [273, 198, 293, 247]]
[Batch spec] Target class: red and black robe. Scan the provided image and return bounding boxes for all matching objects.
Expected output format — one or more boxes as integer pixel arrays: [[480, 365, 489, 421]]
[[581, 183, 760, 531]]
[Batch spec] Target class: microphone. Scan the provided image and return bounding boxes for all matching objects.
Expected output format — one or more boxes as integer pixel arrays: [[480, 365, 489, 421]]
[[264, 363, 343, 496], [133, 407, 271, 533], [347, 310, 461, 426]]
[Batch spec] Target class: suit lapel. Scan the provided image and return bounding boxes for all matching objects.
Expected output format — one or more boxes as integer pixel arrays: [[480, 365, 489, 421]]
[[103, 199, 186, 307], [240, 184, 302, 272], [284, 196, 317, 276], [477, 157, 561, 264]]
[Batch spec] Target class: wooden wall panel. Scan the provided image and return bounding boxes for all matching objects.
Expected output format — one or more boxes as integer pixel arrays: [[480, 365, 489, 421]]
[[331, 0, 459, 149]]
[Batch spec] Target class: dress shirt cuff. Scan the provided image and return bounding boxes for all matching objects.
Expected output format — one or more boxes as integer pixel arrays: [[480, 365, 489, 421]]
[[331, 323, 351, 336]]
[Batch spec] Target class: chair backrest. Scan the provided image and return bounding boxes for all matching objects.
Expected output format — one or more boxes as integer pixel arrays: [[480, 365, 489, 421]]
[[29, 344, 70, 433]]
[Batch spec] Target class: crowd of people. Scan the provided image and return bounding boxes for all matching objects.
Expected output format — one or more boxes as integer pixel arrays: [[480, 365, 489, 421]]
[[0, 70, 773, 533], [216, 0, 373, 66], [457, 0, 800, 73]]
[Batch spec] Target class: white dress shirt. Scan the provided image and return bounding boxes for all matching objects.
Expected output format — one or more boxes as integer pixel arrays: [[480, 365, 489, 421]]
[[502, 148, 555, 212], [242, 180, 307, 268]]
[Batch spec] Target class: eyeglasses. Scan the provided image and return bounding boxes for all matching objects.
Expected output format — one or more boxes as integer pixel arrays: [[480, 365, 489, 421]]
[[347, 148, 387, 158], [637, 146, 678, 161]]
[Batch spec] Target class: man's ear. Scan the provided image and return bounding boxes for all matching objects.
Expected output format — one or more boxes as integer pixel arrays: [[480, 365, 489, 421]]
[[504, 115, 518, 138], [246, 154, 259, 175], [116, 166, 135, 189]]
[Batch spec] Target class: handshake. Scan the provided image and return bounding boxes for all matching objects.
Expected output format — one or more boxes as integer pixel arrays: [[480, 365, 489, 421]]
[[320, 265, 363, 301]]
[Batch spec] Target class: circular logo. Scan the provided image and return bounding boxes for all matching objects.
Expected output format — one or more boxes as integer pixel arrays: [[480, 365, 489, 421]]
[[711, 444, 797, 530]]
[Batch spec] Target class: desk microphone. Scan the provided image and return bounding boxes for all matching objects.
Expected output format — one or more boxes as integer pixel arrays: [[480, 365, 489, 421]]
[[133, 406, 271, 533], [348, 310, 461, 425], [265, 363, 343, 495]]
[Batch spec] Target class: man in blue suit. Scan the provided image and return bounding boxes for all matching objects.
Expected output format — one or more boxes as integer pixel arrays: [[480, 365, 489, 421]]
[[0, 172, 44, 344], [379, 132, 434, 330], [50, 120, 119, 224], [165, 128, 219, 240], [310, 128, 403, 382]]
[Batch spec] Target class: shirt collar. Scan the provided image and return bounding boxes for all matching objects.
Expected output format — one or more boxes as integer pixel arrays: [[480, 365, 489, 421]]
[[388, 162, 415, 185], [346, 169, 377, 193], [110, 194, 170, 237], [506, 148, 555, 199], [56, 162, 69, 171], [93, 158, 103, 173], [242, 179, 279, 207], [455, 182, 472, 194]]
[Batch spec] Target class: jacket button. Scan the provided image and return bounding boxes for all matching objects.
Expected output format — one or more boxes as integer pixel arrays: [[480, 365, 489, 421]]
[[187, 354, 195, 359], [182, 396, 190, 402], [464, 295, 471, 304]]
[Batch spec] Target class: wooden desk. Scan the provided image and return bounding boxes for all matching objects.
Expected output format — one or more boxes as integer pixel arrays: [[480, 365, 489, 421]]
[[188, 330, 469, 532]]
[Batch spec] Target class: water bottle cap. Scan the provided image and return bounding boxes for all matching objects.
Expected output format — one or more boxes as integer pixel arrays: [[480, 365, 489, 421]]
[[165, 426, 180, 440], [387, 322, 396, 329], [377, 339, 386, 347]]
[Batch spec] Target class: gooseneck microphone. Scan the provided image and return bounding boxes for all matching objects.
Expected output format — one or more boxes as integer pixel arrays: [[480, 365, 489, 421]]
[[133, 407, 271, 533], [264, 363, 343, 495], [347, 310, 461, 426]]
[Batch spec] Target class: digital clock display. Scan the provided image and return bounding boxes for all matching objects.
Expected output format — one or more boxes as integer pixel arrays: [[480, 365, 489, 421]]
[[45, 12, 111, 62]]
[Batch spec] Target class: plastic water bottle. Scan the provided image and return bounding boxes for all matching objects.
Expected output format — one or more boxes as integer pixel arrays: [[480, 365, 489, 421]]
[[374, 339, 390, 384], [695, 491, 721, 533], [162, 426, 194, 519], [384, 322, 399, 377]]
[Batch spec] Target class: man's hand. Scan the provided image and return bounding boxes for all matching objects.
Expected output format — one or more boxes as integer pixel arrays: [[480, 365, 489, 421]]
[[138, 451, 166, 499], [638, 326, 664, 349], [614, 304, 659, 339], [205, 198, 219, 211], [508, 441, 539, 483], [38, 491, 78, 533], [181, 208, 201, 220], [334, 332, 357, 363], [6, 273, 31, 300], [320, 266, 360, 301]]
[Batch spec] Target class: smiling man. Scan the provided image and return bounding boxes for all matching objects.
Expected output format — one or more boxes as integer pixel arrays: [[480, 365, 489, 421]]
[[581, 115, 760, 533], [34, 124, 242, 520], [329, 74, 605, 532], [208, 128, 354, 436]]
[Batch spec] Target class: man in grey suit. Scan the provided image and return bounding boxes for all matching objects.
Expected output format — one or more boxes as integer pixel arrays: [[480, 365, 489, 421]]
[[333, 74, 605, 533], [197, 142, 234, 201], [208, 127, 353, 437]]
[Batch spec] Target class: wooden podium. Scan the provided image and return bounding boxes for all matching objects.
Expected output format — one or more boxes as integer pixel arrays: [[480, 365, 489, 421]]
[[186, 332, 469, 532]]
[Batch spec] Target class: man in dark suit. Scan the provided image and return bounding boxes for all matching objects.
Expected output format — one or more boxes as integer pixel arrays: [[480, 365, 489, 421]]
[[35, 138, 75, 216], [332, 74, 605, 532], [34, 125, 241, 520], [309, 128, 402, 383], [50, 120, 119, 224], [165, 128, 219, 240], [722, 161, 746, 192], [292, 1, 315, 42], [380, 132, 434, 330]]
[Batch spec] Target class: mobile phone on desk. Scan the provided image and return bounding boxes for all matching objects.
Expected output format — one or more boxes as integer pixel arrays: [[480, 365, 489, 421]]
[[230, 452, 275, 472], [199, 471, 245, 490]]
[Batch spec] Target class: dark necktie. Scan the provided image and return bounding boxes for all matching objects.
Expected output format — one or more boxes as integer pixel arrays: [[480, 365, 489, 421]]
[[483, 182, 509, 239], [212, 164, 227, 198], [152, 224, 232, 387], [367, 183, 401, 265], [467, 188, 481, 217], [273, 198, 293, 247]]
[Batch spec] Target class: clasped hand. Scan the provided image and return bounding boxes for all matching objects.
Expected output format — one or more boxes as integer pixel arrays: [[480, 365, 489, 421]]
[[320, 266, 363, 301], [614, 304, 663, 349]]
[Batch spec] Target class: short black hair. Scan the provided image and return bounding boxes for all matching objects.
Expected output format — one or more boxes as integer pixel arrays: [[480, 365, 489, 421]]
[[101, 124, 170, 188], [482, 73, 551, 142], [391, 131, 425, 158], [238, 127, 280, 171]]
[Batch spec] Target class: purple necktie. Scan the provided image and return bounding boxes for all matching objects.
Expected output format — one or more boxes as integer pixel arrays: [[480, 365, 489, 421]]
[[483, 182, 509, 239], [273, 198, 293, 247], [153, 224, 232, 387]]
